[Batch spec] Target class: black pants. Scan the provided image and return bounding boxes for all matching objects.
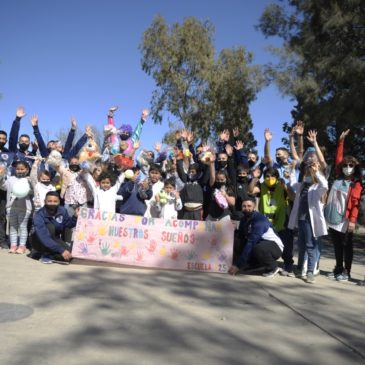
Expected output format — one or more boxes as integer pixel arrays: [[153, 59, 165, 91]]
[[251, 240, 282, 271], [233, 233, 281, 271], [329, 227, 353, 274], [31, 224, 72, 259]]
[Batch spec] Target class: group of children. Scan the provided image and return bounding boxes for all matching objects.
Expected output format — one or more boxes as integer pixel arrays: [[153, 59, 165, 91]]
[[0, 107, 363, 283]]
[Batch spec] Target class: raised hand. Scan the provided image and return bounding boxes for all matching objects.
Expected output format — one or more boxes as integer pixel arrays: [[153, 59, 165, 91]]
[[30, 114, 38, 127], [141, 108, 149, 121], [234, 140, 244, 150], [225, 143, 233, 156], [264, 128, 272, 142], [16, 106, 26, 118], [85, 125, 93, 139], [252, 167, 261, 179], [154, 142, 161, 152], [294, 120, 304, 135], [306, 130, 317, 144], [339, 129, 350, 141], [180, 128, 188, 140], [71, 116, 77, 130], [186, 130, 194, 144]]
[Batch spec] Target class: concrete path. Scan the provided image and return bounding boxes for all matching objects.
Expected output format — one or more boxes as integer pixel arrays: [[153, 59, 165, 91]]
[[1, 234, 364, 365]]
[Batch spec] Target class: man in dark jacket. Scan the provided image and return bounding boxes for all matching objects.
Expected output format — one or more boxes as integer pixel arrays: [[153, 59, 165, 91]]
[[31, 191, 77, 263], [228, 196, 284, 277]]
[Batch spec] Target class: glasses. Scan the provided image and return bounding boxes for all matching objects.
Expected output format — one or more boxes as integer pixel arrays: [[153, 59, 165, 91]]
[[343, 163, 354, 168]]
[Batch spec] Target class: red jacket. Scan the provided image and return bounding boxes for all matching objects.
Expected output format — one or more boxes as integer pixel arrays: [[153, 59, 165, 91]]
[[335, 140, 363, 223]]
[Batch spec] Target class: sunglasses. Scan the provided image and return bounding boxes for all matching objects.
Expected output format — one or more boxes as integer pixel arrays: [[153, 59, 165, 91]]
[[343, 163, 355, 168]]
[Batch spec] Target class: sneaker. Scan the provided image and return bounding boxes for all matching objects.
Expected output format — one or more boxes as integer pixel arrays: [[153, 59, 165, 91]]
[[313, 267, 320, 276], [16, 246, 26, 254], [262, 267, 281, 278], [39, 255, 53, 264], [336, 272, 350, 282], [280, 270, 296, 278], [8, 246, 17, 254], [306, 272, 315, 284]]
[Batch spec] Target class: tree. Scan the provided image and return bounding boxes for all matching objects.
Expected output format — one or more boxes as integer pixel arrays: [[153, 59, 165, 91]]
[[140, 15, 263, 147], [258, 0, 365, 162]]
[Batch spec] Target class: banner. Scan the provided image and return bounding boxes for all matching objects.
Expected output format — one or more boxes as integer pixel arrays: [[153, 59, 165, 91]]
[[72, 208, 234, 273]]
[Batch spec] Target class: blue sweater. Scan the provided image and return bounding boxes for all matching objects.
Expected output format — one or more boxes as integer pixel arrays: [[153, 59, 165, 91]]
[[33, 206, 77, 253], [117, 181, 152, 216]]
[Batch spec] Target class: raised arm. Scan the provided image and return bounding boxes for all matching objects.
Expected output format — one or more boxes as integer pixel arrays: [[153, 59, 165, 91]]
[[9, 106, 26, 152], [306, 130, 327, 171], [264, 128, 273, 165], [31, 114, 48, 157]]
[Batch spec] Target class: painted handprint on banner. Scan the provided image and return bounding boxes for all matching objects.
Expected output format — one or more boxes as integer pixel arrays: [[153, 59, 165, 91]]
[[146, 240, 157, 253], [170, 248, 179, 260], [136, 249, 144, 262], [86, 232, 98, 244], [99, 241, 111, 256], [78, 242, 88, 255], [120, 246, 129, 256]]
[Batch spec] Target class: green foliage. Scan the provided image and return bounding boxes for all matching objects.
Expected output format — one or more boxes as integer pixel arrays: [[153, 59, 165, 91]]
[[258, 0, 365, 161], [140, 15, 263, 148]]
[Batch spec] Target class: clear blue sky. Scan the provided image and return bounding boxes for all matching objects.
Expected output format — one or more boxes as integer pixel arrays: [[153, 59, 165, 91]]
[[0, 0, 293, 156]]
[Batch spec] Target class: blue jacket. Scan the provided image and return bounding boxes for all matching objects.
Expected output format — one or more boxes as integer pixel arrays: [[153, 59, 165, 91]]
[[236, 211, 275, 268], [117, 180, 152, 216], [33, 206, 77, 253]]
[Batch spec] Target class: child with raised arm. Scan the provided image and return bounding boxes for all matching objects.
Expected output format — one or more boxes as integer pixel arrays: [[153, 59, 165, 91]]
[[29, 157, 56, 212], [82, 167, 124, 213]]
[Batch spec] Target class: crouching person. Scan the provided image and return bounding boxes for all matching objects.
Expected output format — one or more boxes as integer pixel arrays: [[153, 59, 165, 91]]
[[228, 196, 284, 277], [30, 191, 77, 264]]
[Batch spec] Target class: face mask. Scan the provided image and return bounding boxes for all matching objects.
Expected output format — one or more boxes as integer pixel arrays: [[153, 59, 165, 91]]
[[342, 167, 354, 176], [15, 172, 28, 178], [0, 142, 6, 149], [265, 177, 277, 187], [188, 173, 197, 182], [41, 181, 51, 186], [275, 156, 284, 165], [303, 176, 313, 184], [218, 161, 227, 169], [120, 133, 130, 141], [215, 181, 226, 189], [69, 164, 80, 172], [243, 211, 253, 219], [248, 160, 255, 168], [45, 204, 59, 214], [19, 143, 29, 151], [237, 176, 248, 184]]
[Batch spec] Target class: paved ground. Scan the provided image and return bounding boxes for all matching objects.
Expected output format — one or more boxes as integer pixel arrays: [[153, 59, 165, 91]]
[[1, 229, 364, 365]]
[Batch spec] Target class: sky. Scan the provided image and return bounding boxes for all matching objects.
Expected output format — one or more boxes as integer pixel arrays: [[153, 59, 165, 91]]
[[0, 0, 293, 156]]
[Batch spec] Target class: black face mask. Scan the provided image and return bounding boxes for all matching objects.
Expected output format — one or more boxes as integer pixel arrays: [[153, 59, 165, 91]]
[[218, 161, 227, 169], [41, 181, 51, 186], [15, 172, 28, 178], [243, 211, 254, 219], [237, 176, 248, 184], [215, 182, 226, 189], [248, 160, 255, 168], [69, 164, 80, 172], [45, 204, 59, 214], [0, 142, 6, 149], [19, 143, 29, 152], [276, 156, 285, 165]]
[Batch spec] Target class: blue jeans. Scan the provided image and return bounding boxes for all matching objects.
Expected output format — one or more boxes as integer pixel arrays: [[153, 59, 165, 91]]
[[297, 219, 318, 273]]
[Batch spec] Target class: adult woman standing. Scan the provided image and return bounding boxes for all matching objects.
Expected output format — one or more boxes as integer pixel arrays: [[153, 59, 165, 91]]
[[325, 130, 363, 281]]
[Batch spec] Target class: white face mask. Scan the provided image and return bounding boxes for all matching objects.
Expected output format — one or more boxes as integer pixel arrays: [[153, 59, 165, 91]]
[[303, 176, 313, 184], [342, 167, 354, 176]]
